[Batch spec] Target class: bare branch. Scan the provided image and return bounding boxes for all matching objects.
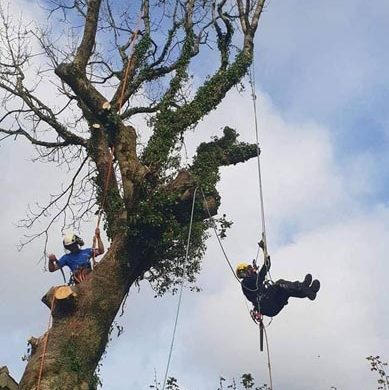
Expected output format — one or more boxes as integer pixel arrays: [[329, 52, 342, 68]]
[[17, 155, 93, 259], [0, 126, 70, 147], [74, 0, 102, 70]]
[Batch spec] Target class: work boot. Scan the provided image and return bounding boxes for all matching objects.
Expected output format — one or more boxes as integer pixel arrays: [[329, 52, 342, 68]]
[[306, 279, 320, 300], [306, 290, 317, 301], [303, 274, 312, 287], [311, 279, 320, 293]]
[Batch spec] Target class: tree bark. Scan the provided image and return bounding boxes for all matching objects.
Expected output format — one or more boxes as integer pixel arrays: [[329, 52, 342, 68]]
[[0, 1, 267, 387], [19, 236, 134, 390]]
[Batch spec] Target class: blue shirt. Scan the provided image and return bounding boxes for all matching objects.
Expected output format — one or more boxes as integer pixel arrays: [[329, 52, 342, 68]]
[[57, 248, 93, 272]]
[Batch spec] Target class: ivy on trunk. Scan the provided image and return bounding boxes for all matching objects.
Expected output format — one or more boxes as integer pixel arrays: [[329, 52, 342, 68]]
[[0, 0, 267, 388]]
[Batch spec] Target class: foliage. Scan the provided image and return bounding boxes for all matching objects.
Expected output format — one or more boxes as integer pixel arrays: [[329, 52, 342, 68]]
[[367, 355, 389, 390], [150, 375, 181, 390], [128, 187, 209, 295], [0, 0, 266, 387], [149, 374, 269, 390]]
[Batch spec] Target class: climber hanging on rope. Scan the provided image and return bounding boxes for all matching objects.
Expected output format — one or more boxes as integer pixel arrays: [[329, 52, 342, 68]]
[[48, 228, 104, 284], [237, 254, 320, 318]]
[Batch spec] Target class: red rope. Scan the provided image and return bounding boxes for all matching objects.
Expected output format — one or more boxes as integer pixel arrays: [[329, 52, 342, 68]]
[[36, 10, 145, 390], [92, 11, 143, 263], [36, 295, 56, 390]]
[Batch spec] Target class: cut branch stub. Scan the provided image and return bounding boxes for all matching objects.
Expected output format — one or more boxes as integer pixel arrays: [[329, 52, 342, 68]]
[[42, 285, 79, 316], [55, 285, 77, 300]]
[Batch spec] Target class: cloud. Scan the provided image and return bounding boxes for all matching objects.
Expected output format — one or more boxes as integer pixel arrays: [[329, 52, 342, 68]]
[[147, 89, 388, 390], [97, 88, 389, 389], [1, 1, 389, 390]]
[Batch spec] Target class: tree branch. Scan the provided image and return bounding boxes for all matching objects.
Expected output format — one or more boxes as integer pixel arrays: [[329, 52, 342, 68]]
[[88, 126, 126, 238], [142, 49, 252, 169], [0, 127, 70, 147], [74, 0, 102, 70], [191, 126, 258, 190], [114, 123, 148, 211]]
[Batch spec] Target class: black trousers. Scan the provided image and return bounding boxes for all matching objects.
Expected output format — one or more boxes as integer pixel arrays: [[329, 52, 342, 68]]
[[254, 283, 290, 317]]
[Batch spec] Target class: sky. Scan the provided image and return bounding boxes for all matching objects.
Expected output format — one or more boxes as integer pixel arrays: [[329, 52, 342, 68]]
[[1, 0, 389, 389]]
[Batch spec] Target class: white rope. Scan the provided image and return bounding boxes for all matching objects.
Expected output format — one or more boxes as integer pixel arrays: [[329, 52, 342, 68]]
[[249, 57, 275, 389], [249, 60, 272, 280], [200, 188, 241, 284], [250, 63, 267, 241], [259, 321, 274, 390], [200, 188, 274, 388], [162, 187, 198, 390]]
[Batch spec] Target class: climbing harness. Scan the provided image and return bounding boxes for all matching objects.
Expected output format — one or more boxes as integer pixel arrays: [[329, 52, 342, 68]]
[[162, 188, 198, 390], [70, 266, 92, 285]]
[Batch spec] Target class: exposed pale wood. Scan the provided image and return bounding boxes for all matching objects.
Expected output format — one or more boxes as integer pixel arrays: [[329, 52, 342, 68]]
[[55, 286, 77, 300], [41, 285, 78, 310], [102, 101, 111, 110]]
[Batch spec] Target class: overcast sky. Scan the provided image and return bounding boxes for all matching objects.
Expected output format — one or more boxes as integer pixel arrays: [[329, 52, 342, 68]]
[[1, 1, 389, 389]]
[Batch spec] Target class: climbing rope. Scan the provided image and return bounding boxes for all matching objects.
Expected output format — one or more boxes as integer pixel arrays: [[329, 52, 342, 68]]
[[162, 188, 198, 390], [261, 318, 274, 390], [36, 295, 56, 390], [200, 188, 241, 284], [249, 56, 274, 390], [200, 188, 273, 388], [92, 11, 143, 263], [36, 12, 144, 387], [59, 266, 67, 284], [248, 59, 272, 281]]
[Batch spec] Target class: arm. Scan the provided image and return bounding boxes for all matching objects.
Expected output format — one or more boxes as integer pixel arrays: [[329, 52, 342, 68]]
[[48, 254, 60, 272], [258, 256, 271, 282]]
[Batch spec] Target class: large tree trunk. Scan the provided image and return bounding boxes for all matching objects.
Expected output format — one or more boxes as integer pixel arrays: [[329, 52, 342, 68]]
[[19, 236, 133, 390], [0, 0, 266, 387]]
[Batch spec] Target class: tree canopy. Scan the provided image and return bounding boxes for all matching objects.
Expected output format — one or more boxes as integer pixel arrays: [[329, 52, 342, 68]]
[[0, 0, 266, 388]]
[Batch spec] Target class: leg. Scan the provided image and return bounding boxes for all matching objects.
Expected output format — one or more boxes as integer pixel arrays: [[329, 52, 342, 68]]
[[258, 285, 289, 317], [276, 276, 320, 300]]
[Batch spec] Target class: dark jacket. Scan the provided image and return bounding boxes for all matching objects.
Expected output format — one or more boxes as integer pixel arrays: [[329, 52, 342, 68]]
[[241, 259, 289, 317], [241, 261, 268, 306]]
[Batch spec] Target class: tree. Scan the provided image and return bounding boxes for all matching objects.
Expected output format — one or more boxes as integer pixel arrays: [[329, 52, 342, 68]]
[[0, 0, 266, 388]]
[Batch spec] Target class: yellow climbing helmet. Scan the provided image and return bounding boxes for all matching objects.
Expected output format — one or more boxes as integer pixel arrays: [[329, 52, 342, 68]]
[[236, 262, 250, 279]]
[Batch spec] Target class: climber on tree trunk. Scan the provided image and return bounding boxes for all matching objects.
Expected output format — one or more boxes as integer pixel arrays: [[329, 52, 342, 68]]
[[236, 260, 320, 318], [48, 228, 105, 284]]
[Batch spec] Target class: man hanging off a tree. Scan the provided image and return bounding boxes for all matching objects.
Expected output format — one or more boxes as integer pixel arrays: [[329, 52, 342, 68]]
[[48, 228, 105, 284], [236, 258, 320, 317]]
